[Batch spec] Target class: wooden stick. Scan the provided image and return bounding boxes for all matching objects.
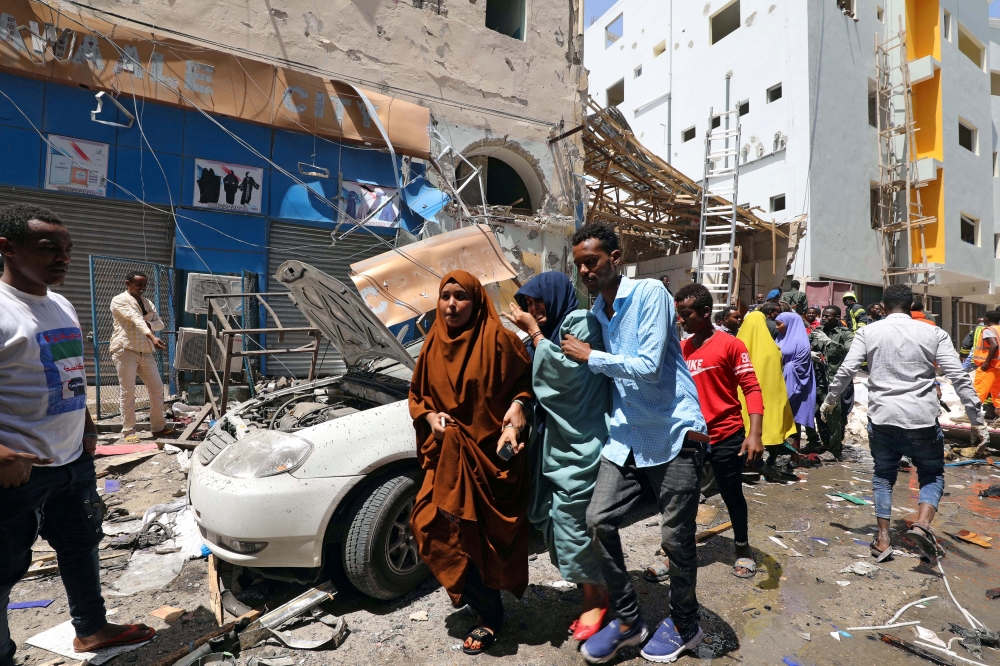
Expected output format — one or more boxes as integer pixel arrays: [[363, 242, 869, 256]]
[[22, 553, 128, 579], [208, 554, 225, 627], [178, 403, 213, 442], [696, 521, 733, 543]]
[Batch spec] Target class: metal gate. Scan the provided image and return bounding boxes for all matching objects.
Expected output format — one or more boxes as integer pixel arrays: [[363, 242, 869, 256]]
[[0, 187, 174, 379], [89, 256, 176, 419], [265, 222, 388, 378]]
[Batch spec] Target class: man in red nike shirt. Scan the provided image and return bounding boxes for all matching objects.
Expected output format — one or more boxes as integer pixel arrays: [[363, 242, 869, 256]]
[[674, 283, 764, 578]]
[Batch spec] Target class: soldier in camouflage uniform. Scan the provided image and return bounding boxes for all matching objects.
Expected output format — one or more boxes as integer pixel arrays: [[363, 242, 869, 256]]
[[805, 305, 854, 458]]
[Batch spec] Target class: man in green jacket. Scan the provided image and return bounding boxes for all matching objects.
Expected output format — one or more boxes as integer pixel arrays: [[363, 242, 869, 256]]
[[781, 280, 808, 314], [806, 305, 854, 458]]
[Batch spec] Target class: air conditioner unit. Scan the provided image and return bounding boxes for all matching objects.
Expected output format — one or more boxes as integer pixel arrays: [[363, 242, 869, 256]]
[[184, 274, 244, 316], [174, 327, 244, 373]]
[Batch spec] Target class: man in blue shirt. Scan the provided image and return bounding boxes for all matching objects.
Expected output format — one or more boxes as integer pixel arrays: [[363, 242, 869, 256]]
[[562, 223, 709, 664]]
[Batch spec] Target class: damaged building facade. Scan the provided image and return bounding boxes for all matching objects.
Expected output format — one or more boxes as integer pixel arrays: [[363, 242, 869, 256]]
[[0, 0, 586, 380]]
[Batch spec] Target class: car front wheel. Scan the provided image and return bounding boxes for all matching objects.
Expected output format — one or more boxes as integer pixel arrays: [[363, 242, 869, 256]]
[[343, 472, 429, 600]]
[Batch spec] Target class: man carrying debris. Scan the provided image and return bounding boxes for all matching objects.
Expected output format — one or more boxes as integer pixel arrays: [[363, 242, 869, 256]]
[[110, 271, 175, 443], [820, 284, 989, 561], [781, 279, 807, 315], [0, 204, 156, 666], [561, 222, 709, 663], [841, 291, 870, 332], [806, 306, 853, 459]]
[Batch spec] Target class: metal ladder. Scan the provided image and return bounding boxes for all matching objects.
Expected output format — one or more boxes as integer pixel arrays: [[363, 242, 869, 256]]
[[697, 107, 742, 311]]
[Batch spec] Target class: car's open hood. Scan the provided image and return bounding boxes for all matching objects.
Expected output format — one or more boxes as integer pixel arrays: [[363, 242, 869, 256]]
[[274, 260, 415, 370]]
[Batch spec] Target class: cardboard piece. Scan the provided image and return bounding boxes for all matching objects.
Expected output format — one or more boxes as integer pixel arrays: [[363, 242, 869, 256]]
[[26, 609, 149, 665]]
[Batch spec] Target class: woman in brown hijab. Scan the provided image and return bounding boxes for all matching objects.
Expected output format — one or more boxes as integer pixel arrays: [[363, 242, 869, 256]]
[[409, 270, 533, 655]]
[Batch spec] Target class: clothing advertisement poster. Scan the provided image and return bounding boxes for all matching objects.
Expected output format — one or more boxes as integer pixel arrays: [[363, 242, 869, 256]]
[[342, 180, 399, 227], [44, 134, 109, 197], [193, 159, 262, 213]]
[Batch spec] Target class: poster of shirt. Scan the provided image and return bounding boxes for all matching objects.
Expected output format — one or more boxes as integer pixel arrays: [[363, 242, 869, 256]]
[[44, 135, 109, 197], [341, 180, 399, 228], [193, 159, 263, 213]]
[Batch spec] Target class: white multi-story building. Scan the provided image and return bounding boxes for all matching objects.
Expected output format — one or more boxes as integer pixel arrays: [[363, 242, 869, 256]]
[[585, 0, 997, 342]]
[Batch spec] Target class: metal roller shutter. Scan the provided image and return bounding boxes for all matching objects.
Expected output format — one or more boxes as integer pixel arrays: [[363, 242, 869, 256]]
[[266, 222, 390, 378], [0, 187, 173, 377]]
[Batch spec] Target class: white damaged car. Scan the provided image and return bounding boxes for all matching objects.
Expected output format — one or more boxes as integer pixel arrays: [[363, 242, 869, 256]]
[[189, 260, 430, 599]]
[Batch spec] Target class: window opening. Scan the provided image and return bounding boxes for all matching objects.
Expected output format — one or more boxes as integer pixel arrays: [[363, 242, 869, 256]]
[[606, 14, 623, 48], [770, 194, 786, 212], [606, 79, 625, 107], [485, 0, 527, 40], [767, 83, 782, 103], [710, 1, 740, 45], [958, 120, 977, 153], [960, 215, 978, 246]]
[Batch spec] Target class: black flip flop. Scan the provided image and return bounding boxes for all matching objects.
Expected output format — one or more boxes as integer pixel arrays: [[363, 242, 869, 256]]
[[906, 524, 941, 559], [869, 539, 893, 563], [462, 626, 496, 655]]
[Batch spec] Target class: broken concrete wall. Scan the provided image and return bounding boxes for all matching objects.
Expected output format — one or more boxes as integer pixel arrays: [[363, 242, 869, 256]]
[[81, 0, 587, 274]]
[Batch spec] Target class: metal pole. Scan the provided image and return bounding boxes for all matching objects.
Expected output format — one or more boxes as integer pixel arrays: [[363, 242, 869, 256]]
[[724, 73, 731, 169], [667, 0, 673, 164], [88, 255, 102, 419]]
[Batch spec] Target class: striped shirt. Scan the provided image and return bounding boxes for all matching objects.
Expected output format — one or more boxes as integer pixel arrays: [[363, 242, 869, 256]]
[[587, 276, 707, 467], [110, 292, 163, 354]]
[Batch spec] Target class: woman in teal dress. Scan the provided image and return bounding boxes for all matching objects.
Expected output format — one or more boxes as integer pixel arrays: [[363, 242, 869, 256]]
[[502, 271, 610, 641]]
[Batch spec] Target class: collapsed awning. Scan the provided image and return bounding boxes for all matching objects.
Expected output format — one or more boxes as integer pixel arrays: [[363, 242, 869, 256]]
[[0, 0, 430, 158]]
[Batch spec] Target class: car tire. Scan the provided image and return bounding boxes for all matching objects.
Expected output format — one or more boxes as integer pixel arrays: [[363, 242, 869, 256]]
[[343, 471, 428, 600]]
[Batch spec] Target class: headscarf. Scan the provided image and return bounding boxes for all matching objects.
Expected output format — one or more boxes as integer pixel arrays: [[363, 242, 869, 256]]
[[514, 272, 579, 345], [737, 312, 797, 445], [776, 312, 817, 427], [408, 270, 533, 603]]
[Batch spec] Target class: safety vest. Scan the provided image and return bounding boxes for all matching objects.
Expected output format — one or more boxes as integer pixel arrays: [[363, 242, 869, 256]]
[[962, 324, 984, 356], [847, 304, 867, 332], [971, 325, 1000, 369]]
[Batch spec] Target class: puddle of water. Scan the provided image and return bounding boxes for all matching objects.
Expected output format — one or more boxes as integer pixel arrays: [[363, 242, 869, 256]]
[[756, 550, 783, 590]]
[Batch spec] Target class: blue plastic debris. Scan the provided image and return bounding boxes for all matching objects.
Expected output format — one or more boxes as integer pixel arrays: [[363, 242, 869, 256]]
[[104, 479, 121, 493], [8, 600, 53, 610]]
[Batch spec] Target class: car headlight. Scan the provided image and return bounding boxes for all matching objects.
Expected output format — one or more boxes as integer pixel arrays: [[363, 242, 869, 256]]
[[212, 430, 313, 478]]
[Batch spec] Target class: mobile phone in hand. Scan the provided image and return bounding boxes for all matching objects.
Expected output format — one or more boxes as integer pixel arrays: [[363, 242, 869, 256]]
[[497, 441, 515, 461]]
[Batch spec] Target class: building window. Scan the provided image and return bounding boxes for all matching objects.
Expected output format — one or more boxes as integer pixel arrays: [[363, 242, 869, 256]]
[[770, 194, 786, 212], [767, 83, 782, 103], [653, 40, 666, 57], [994, 152, 998, 177], [993, 73, 1000, 96], [996, 233, 1000, 258], [456, 155, 536, 213], [710, 0, 740, 45], [682, 126, 696, 142], [958, 119, 977, 154], [943, 10, 952, 42], [485, 0, 527, 40], [737, 99, 749, 116], [960, 214, 979, 246], [868, 92, 877, 128], [877, 6, 884, 22], [711, 114, 721, 129], [605, 14, 623, 48], [634, 65, 643, 78], [957, 23, 985, 71], [606, 79, 625, 107]]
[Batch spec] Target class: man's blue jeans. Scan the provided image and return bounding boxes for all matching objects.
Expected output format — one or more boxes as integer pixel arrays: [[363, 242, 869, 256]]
[[866, 420, 945, 520], [0, 454, 106, 666]]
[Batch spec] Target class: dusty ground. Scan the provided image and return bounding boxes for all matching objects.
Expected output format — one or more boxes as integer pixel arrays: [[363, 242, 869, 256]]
[[8, 431, 1000, 666]]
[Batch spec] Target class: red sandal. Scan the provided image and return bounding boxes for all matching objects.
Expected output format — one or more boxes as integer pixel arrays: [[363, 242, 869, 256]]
[[572, 590, 610, 641], [75, 624, 156, 652]]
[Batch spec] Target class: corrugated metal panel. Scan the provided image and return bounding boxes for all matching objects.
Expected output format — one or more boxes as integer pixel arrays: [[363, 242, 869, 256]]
[[0, 187, 173, 377], [266, 222, 389, 378]]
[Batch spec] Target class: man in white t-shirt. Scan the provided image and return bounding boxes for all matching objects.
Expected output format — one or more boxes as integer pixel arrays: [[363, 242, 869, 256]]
[[0, 204, 155, 666]]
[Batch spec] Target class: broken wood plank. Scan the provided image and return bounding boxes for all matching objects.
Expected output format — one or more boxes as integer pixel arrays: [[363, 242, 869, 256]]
[[208, 554, 225, 627], [696, 521, 733, 543], [22, 553, 128, 579], [178, 403, 213, 442]]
